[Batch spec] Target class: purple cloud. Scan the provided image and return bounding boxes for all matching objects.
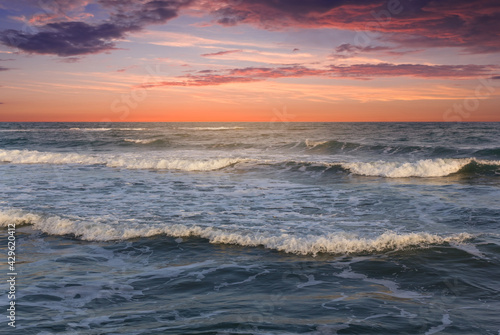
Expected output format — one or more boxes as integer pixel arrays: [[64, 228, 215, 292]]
[[201, 49, 242, 57], [0, 0, 193, 56]]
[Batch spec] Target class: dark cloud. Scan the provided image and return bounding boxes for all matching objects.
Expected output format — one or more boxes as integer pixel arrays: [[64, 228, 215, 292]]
[[335, 44, 391, 54], [57, 57, 82, 63], [0, 22, 130, 56], [0, 0, 192, 56], [139, 63, 497, 88], [208, 0, 500, 53], [0, 66, 10, 71], [491, 76, 500, 80], [201, 49, 242, 57]]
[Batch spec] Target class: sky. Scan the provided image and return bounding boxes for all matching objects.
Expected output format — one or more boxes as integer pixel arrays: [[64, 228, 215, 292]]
[[0, 0, 499, 122]]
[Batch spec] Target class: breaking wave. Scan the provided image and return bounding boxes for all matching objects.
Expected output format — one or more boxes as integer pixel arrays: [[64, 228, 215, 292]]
[[0, 209, 474, 256], [338, 158, 500, 178], [0, 149, 247, 171], [124, 138, 160, 145], [0, 149, 498, 177], [69, 128, 146, 131]]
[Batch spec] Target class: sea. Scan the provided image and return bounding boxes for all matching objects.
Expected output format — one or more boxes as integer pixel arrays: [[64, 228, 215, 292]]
[[0, 122, 499, 335]]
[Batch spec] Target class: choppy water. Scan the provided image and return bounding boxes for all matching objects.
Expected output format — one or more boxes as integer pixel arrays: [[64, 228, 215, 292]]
[[0, 122, 499, 334]]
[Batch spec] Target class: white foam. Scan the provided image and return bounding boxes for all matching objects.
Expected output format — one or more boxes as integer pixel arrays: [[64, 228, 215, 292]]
[[425, 314, 452, 335], [305, 139, 328, 148], [341, 158, 500, 178], [0, 209, 474, 256], [124, 139, 158, 144], [0, 149, 247, 171], [0, 209, 44, 227], [115, 128, 147, 131], [106, 156, 245, 171]]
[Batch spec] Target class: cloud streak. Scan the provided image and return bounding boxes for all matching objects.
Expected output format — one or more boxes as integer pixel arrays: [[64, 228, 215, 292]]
[[201, 49, 242, 57], [331, 43, 420, 59], [139, 63, 498, 88]]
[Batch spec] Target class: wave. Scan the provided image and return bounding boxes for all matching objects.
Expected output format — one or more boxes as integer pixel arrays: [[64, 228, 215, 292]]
[[474, 148, 500, 158], [275, 158, 500, 178], [1, 149, 498, 177], [0, 209, 474, 256], [176, 127, 245, 131], [124, 139, 159, 145], [338, 158, 500, 178], [69, 128, 111, 131], [305, 139, 329, 148], [300, 139, 460, 157], [69, 128, 146, 131], [0, 149, 247, 171]]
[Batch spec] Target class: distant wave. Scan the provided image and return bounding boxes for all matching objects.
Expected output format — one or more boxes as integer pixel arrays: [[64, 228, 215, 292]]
[[300, 139, 459, 157], [124, 138, 159, 144], [176, 127, 245, 131], [0, 209, 474, 255], [69, 128, 111, 131], [305, 139, 329, 148], [1, 128, 147, 132], [0, 149, 498, 177], [69, 128, 146, 131]]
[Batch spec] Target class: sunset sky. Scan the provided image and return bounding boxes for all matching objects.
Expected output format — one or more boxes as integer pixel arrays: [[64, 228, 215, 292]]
[[0, 0, 499, 122]]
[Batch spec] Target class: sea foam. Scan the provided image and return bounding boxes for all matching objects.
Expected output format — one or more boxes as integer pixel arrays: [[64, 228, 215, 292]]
[[339, 158, 500, 178], [0, 209, 474, 256], [0, 149, 246, 171], [124, 139, 159, 144]]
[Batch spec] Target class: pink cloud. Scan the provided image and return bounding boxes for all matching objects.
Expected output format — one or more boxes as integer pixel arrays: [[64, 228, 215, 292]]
[[138, 63, 498, 88]]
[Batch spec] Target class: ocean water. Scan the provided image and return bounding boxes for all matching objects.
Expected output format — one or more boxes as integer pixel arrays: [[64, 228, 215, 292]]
[[0, 122, 499, 335]]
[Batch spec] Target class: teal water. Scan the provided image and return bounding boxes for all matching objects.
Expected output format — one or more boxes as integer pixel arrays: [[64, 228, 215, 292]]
[[0, 122, 499, 334]]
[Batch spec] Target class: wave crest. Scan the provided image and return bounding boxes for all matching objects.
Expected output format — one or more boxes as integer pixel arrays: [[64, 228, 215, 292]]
[[0, 149, 246, 171], [340, 158, 500, 178], [124, 139, 159, 144], [176, 127, 245, 131], [1, 149, 498, 177], [0, 209, 474, 256]]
